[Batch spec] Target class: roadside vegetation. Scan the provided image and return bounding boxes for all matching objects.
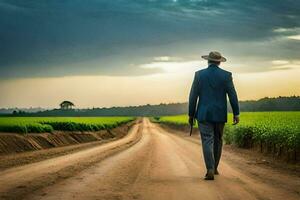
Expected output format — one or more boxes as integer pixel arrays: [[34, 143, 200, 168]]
[[153, 112, 300, 161], [0, 117, 134, 134]]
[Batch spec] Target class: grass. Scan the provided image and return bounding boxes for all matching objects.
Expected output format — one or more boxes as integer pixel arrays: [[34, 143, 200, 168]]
[[153, 112, 300, 150], [0, 117, 135, 134], [152, 115, 198, 127]]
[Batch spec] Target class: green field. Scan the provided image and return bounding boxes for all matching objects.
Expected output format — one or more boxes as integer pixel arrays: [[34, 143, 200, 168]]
[[0, 117, 135, 134], [154, 112, 300, 150]]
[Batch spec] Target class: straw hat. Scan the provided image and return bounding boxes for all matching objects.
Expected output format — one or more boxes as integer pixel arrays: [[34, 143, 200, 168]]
[[201, 51, 227, 62]]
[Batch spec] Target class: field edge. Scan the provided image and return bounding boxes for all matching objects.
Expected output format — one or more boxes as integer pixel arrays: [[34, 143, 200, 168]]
[[0, 120, 137, 155]]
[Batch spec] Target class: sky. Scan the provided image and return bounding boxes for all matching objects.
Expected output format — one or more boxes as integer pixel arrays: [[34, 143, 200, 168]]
[[0, 0, 300, 108]]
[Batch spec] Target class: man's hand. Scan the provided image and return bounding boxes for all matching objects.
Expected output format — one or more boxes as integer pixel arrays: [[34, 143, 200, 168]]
[[233, 115, 240, 125], [189, 116, 195, 126]]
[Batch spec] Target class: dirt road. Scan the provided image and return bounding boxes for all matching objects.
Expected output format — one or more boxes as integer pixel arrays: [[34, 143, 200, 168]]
[[0, 118, 299, 200]]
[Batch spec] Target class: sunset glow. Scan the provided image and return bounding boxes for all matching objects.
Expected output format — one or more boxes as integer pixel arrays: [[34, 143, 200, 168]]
[[0, 0, 300, 108]]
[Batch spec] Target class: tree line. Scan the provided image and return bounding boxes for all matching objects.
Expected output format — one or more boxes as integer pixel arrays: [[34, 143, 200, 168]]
[[1, 96, 300, 117]]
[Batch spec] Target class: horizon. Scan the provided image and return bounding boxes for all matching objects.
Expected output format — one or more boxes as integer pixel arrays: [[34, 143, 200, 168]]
[[1, 0, 300, 108], [0, 95, 299, 110]]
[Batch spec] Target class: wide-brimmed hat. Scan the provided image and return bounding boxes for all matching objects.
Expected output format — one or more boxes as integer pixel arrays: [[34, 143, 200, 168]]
[[201, 51, 226, 62]]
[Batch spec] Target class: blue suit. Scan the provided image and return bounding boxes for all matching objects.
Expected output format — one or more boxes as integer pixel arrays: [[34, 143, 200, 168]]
[[188, 63, 239, 172], [189, 64, 239, 122]]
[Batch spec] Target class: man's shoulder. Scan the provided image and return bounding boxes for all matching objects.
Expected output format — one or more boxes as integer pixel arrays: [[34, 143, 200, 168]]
[[195, 69, 206, 74], [218, 67, 232, 75], [194, 67, 233, 80], [195, 67, 232, 76], [195, 68, 207, 75]]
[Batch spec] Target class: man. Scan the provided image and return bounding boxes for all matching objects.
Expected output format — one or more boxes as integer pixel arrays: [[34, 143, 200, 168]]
[[188, 51, 240, 180]]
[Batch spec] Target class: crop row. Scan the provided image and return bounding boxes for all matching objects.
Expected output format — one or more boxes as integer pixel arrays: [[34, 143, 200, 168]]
[[0, 117, 135, 134], [154, 112, 300, 150]]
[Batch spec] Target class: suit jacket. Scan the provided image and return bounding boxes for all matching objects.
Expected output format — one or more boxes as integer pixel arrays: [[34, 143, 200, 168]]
[[189, 64, 239, 122]]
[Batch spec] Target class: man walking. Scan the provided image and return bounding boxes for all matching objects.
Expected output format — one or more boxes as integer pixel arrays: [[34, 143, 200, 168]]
[[188, 51, 240, 180]]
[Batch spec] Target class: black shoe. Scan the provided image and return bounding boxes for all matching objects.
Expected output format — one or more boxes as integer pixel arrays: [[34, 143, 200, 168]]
[[214, 169, 219, 175], [204, 170, 214, 180]]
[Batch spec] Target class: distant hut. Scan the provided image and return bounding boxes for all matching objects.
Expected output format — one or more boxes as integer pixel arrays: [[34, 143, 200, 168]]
[[60, 101, 75, 110]]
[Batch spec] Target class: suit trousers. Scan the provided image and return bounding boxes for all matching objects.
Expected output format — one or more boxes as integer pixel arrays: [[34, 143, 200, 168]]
[[198, 121, 225, 171]]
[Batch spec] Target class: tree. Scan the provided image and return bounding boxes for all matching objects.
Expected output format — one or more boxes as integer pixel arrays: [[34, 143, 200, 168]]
[[60, 101, 75, 110]]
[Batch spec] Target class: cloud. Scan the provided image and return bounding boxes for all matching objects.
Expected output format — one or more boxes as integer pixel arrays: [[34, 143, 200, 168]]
[[273, 27, 300, 33], [139, 60, 203, 73], [270, 60, 300, 70], [153, 56, 183, 62], [271, 60, 290, 65], [287, 35, 300, 40], [273, 28, 291, 33], [0, 0, 300, 78], [273, 27, 300, 41]]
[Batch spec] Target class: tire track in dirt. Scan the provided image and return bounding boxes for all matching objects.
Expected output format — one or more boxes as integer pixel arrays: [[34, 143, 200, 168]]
[[1, 118, 299, 200], [0, 120, 143, 200]]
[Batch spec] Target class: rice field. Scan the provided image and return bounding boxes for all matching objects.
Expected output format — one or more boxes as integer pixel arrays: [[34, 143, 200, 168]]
[[0, 117, 135, 134]]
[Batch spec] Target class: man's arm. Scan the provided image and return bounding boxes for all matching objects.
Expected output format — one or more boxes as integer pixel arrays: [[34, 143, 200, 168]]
[[188, 72, 199, 124], [226, 73, 240, 124]]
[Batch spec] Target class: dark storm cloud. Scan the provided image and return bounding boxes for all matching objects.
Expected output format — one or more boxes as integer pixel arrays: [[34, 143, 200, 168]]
[[0, 0, 300, 78]]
